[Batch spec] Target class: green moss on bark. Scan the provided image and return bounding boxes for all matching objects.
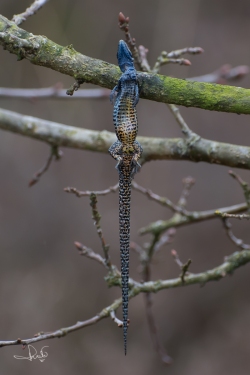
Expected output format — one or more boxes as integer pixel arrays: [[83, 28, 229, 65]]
[[1, 14, 250, 114]]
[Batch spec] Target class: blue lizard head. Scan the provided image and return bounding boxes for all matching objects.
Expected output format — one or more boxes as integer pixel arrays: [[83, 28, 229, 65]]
[[117, 40, 134, 73]]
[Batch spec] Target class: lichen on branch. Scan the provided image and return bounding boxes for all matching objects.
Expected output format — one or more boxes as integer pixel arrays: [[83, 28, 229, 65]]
[[1, 14, 250, 114]]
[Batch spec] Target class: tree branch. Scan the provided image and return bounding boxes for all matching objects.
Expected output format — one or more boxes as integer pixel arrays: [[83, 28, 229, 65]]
[[133, 249, 250, 292], [2, 248, 250, 348], [1, 14, 250, 114], [140, 202, 247, 235], [1, 108, 250, 170]]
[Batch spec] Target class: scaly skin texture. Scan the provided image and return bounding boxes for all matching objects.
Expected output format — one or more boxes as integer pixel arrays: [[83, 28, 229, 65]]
[[109, 41, 143, 355]]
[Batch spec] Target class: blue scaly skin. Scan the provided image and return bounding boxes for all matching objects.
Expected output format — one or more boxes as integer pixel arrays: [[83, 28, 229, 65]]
[[109, 40, 143, 355]]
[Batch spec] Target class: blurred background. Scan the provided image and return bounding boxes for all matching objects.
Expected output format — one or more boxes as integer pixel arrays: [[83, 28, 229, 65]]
[[1, 0, 250, 374]]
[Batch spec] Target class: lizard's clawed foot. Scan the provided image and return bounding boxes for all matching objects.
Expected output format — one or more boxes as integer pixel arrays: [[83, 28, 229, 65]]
[[115, 159, 122, 171], [130, 159, 141, 178]]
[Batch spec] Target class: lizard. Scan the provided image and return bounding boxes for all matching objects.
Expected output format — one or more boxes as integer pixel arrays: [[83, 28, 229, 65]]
[[109, 40, 143, 355]]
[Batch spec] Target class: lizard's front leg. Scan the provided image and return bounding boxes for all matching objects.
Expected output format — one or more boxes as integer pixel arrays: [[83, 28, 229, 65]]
[[109, 140, 123, 170]]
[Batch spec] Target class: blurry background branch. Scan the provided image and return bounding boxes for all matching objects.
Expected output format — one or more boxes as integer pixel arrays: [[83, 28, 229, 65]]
[[188, 64, 250, 84], [0, 85, 110, 99]]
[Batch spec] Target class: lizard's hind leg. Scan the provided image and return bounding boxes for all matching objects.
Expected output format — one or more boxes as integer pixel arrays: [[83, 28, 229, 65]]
[[130, 140, 143, 178], [109, 140, 123, 170]]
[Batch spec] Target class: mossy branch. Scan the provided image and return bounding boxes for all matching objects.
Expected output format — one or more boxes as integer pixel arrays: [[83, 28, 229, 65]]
[[1, 14, 250, 114]]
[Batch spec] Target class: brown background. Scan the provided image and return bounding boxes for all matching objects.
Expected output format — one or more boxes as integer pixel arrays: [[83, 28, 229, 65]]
[[1, 0, 250, 374]]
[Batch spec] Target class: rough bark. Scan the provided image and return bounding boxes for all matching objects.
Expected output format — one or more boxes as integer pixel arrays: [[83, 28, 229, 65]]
[[1, 14, 250, 114]]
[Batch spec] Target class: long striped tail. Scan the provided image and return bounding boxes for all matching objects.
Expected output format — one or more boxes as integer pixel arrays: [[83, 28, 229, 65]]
[[118, 162, 132, 355]]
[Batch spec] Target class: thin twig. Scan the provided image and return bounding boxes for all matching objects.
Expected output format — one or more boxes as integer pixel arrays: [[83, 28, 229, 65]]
[[171, 249, 184, 269], [29, 145, 62, 187], [144, 291, 172, 364], [222, 219, 250, 250], [167, 104, 196, 138], [153, 53, 191, 73], [139, 218, 174, 363], [177, 177, 195, 208], [143, 238, 172, 364], [110, 311, 123, 327], [12, 0, 49, 26], [89, 194, 112, 269], [171, 250, 192, 283], [130, 241, 145, 257], [74, 242, 108, 268], [154, 229, 176, 253], [66, 79, 85, 96], [180, 259, 192, 282], [138, 45, 151, 72], [132, 183, 176, 362], [167, 47, 204, 58], [118, 12, 147, 71], [229, 170, 250, 208], [64, 183, 119, 197], [215, 211, 250, 220], [132, 181, 186, 214], [152, 48, 204, 73], [167, 58, 191, 65]]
